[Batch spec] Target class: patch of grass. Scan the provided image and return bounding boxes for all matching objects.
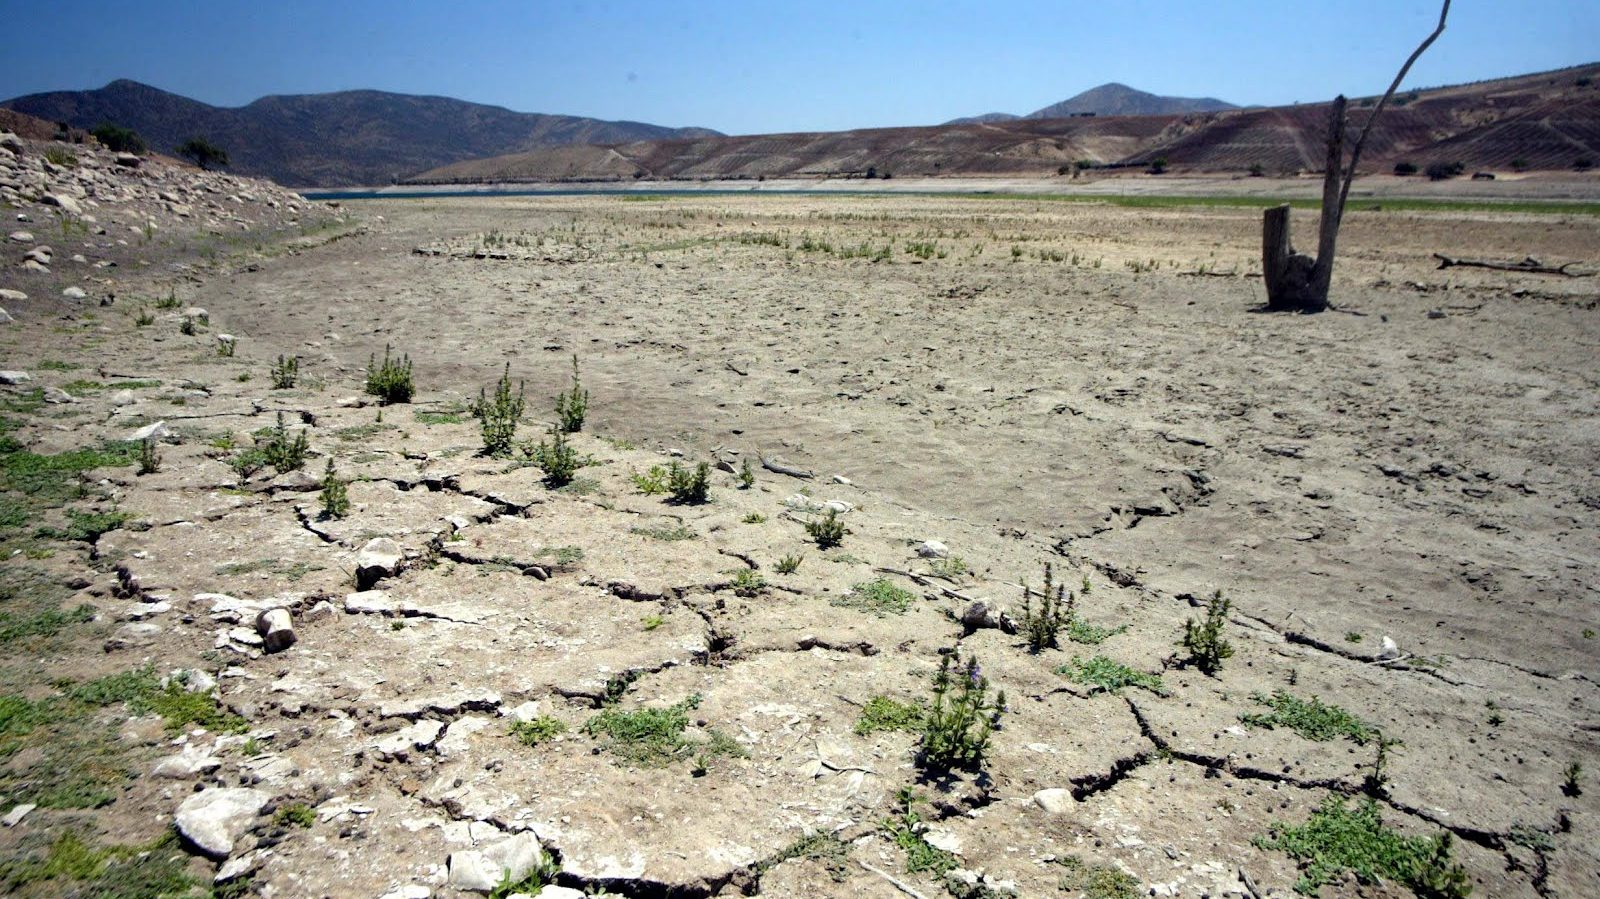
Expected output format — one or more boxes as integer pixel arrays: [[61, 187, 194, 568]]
[[830, 578, 914, 616], [0, 830, 194, 897], [1241, 691, 1378, 745], [35, 508, 130, 542], [854, 695, 924, 736], [1, 439, 140, 509], [37, 360, 81, 372], [882, 788, 957, 876], [630, 523, 697, 542], [755, 831, 851, 882], [1254, 796, 1470, 897], [1056, 656, 1165, 695], [0, 603, 95, 647], [775, 554, 803, 574], [740, 512, 766, 524], [511, 715, 567, 747], [582, 693, 739, 769], [729, 568, 765, 597], [641, 614, 664, 631], [488, 855, 561, 899], [1055, 856, 1142, 899], [334, 421, 397, 442], [414, 406, 467, 425], [274, 803, 315, 828]]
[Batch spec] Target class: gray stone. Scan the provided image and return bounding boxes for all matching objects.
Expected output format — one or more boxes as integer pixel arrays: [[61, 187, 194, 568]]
[[114, 153, 142, 168], [109, 389, 135, 406], [8, 231, 31, 242], [41, 386, 73, 403], [153, 744, 223, 778], [0, 308, 10, 324], [1032, 788, 1074, 814], [0, 288, 23, 301], [301, 600, 336, 622], [41, 193, 81, 214], [447, 831, 545, 892], [0, 371, 30, 385], [61, 286, 87, 300], [174, 787, 271, 859], [268, 469, 320, 492], [377, 886, 432, 899], [436, 715, 493, 757], [255, 607, 296, 653], [105, 621, 162, 650], [344, 590, 395, 615], [373, 719, 444, 761], [917, 540, 950, 559], [129, 421, 171, 442], [2, 803, 36, 827], [355, 537, 404, 588]]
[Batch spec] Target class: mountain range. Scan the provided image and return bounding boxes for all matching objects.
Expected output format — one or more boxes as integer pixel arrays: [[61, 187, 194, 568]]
[[0, 80, 719, 187], [945, 82, 1236, 124]]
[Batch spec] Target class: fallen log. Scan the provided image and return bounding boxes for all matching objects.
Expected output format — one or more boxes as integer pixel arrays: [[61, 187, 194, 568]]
[[1433, 253, 1592, 277], [760, 454, 814, 479]]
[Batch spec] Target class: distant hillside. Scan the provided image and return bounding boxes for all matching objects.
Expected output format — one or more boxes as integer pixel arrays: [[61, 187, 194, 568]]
[[945, 83, 1236, 125], [0, 80, 720, 186], [1027, 82, 1236, 119], [419, 64, 1600, 184]]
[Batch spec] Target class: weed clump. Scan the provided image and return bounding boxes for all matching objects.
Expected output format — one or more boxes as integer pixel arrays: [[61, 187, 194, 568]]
[[775, 554, 803, 574], [364, 344, 414, 404], [510, 716, 567, 748], [525, 427, 578, 486], [554, 354, 588, 433], [583, 693, 743, 768], [1255, 796, 1470, 897], [1055, 856, 1142, 898], [135, 438, 161, 476], [918, 652, 1005, 772], [270, 354, 298, 389], [469, 362, 525, 458], [1180, 589, 1234, 675], [854, 695, 923, 736], [831, 578, 914, 617], [1057, 656, 1165, 695], [882, 787, 959, 875], [806, 508, 846, 548], [260, 412, 311, 473], [1019, 562, 1072, 652], [1240, 691, 1377, 745], [318, 459, 350, 519], [667, 460, 711, 504], [631, 465, 668, 495]]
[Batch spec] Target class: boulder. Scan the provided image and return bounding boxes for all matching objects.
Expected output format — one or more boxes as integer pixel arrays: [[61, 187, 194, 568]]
[[917, 540, 950, 559], [8, 231, 31, 242], [447, 831, 546, 893], [174, 787, 271, 859], [152, 744, 223, 778], [344, 590, 395, 615], [129, 421, 171, 442], [41, 193, 82, 215], [41, 386, 73, 404], [62, 286, 87, 300], [255, 608, 296, 653], [373, 719, 444, 761], [355, 537, 404, 589], [0, 371, 30, 385], [0, 288, 24, 301], [114, 153, 142, 168], [1032, 788, 1074, 814]]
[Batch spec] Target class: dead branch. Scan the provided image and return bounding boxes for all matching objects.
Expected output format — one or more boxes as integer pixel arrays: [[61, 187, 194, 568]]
[[1433, 254, 1592, 277], [760, 454, 814, 479]]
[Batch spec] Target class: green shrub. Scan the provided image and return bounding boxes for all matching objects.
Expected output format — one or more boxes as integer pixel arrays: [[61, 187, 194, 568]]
[[259, 412, 310, 473], [274, 804, 315, 828], [631, 465, 669, 495], [175, 137, 228, 170], [270, 355, 298, 389], [554, 355, 588, 433], [526, 427, 578, 486], [1019, 562, 1072, 652], [1180, 589, 1234, 675], [738, 457, 755, 489], [135, 439, 161, 476], [667, 460, 710, 504], [1425, 161, 1466, 181], [469, 362, 525, 458], [318, 459, 350, 519], [91, 123, 146, 154], [806, 509, 845, 548], [1055, 856, 1142, 898], [882, 788, 958, 875], [1255, 797, 1470, 897], [918, 653, 1005, 772], [364, 344, 414, 404], [775, 554, 803, 574], [1393, 161, 1419, 176], [730, 568, 765, 597]]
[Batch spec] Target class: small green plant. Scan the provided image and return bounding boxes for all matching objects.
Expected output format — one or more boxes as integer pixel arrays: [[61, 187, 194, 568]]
[[154, 290, 180, 310], [1254, 796, 1470, 897], [1563, 760, 1584, 797], [918, 652, 1005, 772], [831, 578, 914, 616], [241, 737, 263, 756], [1179, 589, 1234, 675], [133, 308, 154, 327], [179, 316, 197, 336], [630, 523, 697, 541], [488, 855, 561, 899], [775, 554, 803, 574], [260, 412, 310, 473], [216, 336, 236, 357], [756, 832, 851, 883], [740, 512, 766, 524], [737, 457, 756, 489], [854, 695, 923, 736], [1019, 562, 1072, 652], [667, 460, 711, 504], [730, 568, 765, 597], [1240, 691, 1377, 744], [274, 803, 315, 828], [469, 362, 525, 458], [583, 694, 738, 767], [510, 715, 567, 747], [554, 354, 588, 433], [1364, 734, 1402, 796], [881, 788, 958, 876], [1345, 631, 1363, 643], [1055, 856, 1142, 899], [631, 465, 669, 495], [270, 354, 298, 389], [806, 509, 846, 548], [318, 459, 350, 519], [364, 344, 414, 404], [928, 556, 967, 578], [1057, 656, 1165, 695], [641, 614, 664, 631], [135, 438, 161, 475], [43, 146, 77, 167], [526, 427, 578, 486]]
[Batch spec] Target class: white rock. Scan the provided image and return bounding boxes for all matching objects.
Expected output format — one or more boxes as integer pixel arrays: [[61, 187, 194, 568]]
[[917, 540, 950, 559], [153, 744, 223, 778], [0, 307, 13, 325], [0, 371, 31, 385], [377, 887, 431, 899], [344, 590, 395, 615], [128, 420, 171, 442], [174, 787, 270, 859], [505, 701, 543, 723], [823, 500, 853, 514], [41, 386, 73, 403], [41, 193, 82, 214], [0, 287, 24, 300], [61, 286, 87, 299], [1032, 788, 1074, 814], [436, 715, 493, 757], [924, 829, 963, 854], [109, 389, 135, 406], [1377, 635, 1403, 661], [301, 600, 336, 622], [534, 888, 586, 899], [373, 719, 445, 761], [204, 594, 262, 623], [447, 831, 545, 892], [3, 803, 37, 827], [255, 607, 296, 653], [832, 475, 853, 485], [8, 231, 31, 242], [356, 537, 404, 588]]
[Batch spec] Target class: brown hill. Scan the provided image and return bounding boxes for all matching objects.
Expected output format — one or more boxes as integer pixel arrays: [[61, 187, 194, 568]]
[[1, 80, 720, 187], [413, 64, 1600, 184]]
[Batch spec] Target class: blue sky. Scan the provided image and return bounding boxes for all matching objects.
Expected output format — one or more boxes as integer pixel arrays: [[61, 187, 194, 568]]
[[2, 1, 1595, 134]]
